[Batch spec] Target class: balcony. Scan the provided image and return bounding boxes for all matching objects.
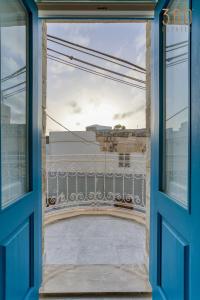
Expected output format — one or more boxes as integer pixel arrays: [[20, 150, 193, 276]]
[[45, 153, 146, 215], [40, 153, 150, 296]]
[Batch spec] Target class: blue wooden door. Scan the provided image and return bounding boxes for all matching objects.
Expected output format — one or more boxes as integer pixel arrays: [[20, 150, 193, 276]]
[[150, 0, 200, 299], [0, 0, 42, 299]]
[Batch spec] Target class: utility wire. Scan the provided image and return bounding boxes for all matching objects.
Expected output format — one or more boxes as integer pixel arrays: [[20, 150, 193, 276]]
[[48, 55, 141, 89], [47, 54, 145, 90], [46, 112, 100, 146], [47, 113, 140, 147], [167, 58, 188, 68], [166, 44, 188, 53], [3, 87, 26, 99], [48, 48, 146, 85], [166, 40, 188, 49], [47, 37, 146, 74], [2, 81, 26, 93], [166, 52, 188, 62], [48, 34, 146, 72], [1, 66, 26, 82]]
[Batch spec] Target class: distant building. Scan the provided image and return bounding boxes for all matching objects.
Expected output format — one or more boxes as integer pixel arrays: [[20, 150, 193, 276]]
[[47, 128, 147, 156], [165, 121, 188, 202], [96, 128, 147, 153], [46, 130, 146, 209], [48, 131, 101, 156], [2, 103, 11, 124], [2, 123, 27, 203], [47, 130, 146, 174], [86, 124, 112, 132]]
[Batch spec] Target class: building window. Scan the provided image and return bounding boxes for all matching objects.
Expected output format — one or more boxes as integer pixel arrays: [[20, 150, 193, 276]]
[[119, 153, 130, 168]]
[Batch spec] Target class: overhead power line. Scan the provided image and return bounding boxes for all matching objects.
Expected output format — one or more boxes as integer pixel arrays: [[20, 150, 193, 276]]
[[166, 40, 188, 49], [46, 112, 100, 146], [1, 66, 26, 82], [47, 55, 139, 89], [2, 81, 26, 93], [3, 87, 26, 99], [166, 44, 188, 53], [167, 58, 188, 68], [48, 34, 146, 72], [47, 54, 145, 90], [166, 52, 188, 63], [47, 36, 146, 74], [48, 48, 146, 85]]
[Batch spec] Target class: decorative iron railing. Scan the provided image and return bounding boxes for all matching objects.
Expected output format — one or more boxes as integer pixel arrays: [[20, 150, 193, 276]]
[[46, 154, 146, 213]]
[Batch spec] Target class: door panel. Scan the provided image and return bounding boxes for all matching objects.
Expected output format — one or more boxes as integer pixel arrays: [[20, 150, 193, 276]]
[[0, 1, 41, 300], [157, 214, 189, 299], [150, 0, 200, 299], [1, 0, 29, 208], [161, 0, 190, 208], [2, 219, 31, 299]]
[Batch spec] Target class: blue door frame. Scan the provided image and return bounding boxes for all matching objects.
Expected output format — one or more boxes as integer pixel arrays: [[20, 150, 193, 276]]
[[1, 0, 200, 299], [150, 0, 200, 299], [0, 1, 42, 299]]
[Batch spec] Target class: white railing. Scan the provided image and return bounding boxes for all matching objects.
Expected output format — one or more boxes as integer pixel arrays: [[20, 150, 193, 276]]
[[46, 153, 146, 213]]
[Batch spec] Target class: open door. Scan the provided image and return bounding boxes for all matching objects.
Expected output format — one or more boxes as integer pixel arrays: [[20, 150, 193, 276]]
[[150, 0, 200, 299], [0, 0, 41, 299]]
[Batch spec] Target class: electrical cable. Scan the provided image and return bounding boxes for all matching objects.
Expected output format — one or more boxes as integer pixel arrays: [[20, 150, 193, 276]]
[[47, 36, 146, 74], [1, 67, 26, 82], [46, 112, 100, 146], [47, 54, 145, 90], [3, 87, 26, 99], [48, 34, 146, 72], [48, 48, 146, 85], [2, 81, 26, 93]]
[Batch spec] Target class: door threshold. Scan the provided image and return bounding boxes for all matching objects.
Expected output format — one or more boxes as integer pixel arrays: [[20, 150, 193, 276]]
[[40, 291, 152, 297], [40, 264, 151, 295]]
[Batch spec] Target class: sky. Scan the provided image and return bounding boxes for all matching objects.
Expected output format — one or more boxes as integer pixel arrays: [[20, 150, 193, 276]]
[[1, 24, 26, 125], [47, 22, 146, 133]]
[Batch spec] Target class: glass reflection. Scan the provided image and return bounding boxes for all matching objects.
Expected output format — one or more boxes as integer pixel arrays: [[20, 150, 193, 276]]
[[163, 0, 190, 206], [165, 110, 188, 204], [0, 0, 28, 207]]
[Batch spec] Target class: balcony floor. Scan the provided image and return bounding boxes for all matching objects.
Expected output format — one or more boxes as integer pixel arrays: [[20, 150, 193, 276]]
[[41, 215, 150, 295]]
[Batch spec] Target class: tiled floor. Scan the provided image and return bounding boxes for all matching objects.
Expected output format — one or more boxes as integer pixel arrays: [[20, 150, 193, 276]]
[[41, 216, 150, 294], [44, 216, 146, 266]]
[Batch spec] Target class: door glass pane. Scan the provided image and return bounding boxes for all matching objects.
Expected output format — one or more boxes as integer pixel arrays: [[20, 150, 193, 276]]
[[0, 0, 29, 208], [162, 0, 190, 206]]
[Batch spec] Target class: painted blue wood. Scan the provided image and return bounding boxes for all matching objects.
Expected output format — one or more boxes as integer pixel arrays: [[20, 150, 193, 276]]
[[0, 1, 42, 300], [35, 0, 157, 2], [161, 219, 189, 300], [4, 221, 30, 300], [150, 0, 200, 299]]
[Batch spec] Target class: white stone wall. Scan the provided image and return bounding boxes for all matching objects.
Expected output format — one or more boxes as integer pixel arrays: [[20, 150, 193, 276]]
[[47, 131, 146, 174], [47, 153, 146, 176], [48, 131, 101, 155]]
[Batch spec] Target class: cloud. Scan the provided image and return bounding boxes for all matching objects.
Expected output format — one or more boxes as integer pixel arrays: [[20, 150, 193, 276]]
[[48, 23, 91, 46], [68, 101, 82, 113], [113, 104, 145, 120], [70, 101, 77, 108], [73, 107, 82, 114], [113, 111, 134, 120], [1, 26, 26, 81], [46, 22, 146, 133], [4, 92, 26, 124]]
